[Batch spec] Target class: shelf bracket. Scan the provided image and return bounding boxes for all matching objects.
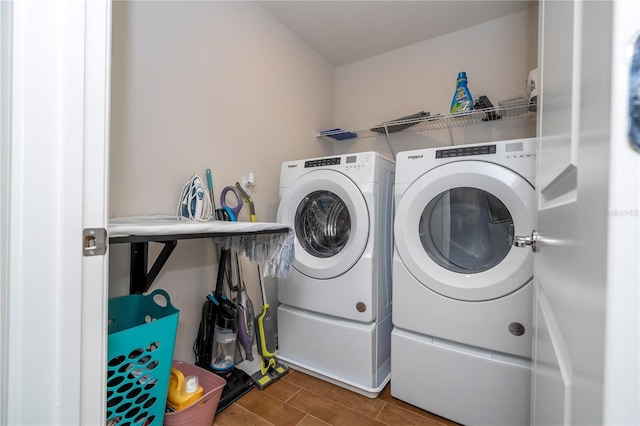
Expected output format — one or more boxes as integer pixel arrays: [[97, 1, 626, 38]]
[[446, 116, 455, 145], [383, 126, 396, 158], [129, 240, 177, 294]]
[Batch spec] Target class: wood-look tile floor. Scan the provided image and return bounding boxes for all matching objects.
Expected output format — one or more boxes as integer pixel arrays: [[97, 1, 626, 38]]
[[212, 369, 460, 426]]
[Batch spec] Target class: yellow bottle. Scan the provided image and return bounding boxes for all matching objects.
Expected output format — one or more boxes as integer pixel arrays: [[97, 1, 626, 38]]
[[167, 367, 204, 411]]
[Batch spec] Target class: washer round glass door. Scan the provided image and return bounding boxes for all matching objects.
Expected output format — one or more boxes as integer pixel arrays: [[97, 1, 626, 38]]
[[395, 161, 535, 301], [277, 169, 369, 279], [421, 187, 514, 274]]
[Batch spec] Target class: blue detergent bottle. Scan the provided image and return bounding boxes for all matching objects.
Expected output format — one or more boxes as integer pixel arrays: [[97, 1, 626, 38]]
[[450, 71, 473, 113]]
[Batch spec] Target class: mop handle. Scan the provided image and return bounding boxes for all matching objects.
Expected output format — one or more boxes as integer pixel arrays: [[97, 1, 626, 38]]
[[235, 182, 256, 222]]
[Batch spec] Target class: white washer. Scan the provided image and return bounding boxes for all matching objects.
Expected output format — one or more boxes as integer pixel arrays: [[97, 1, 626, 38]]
[[391, 139, 536, 425], [276, 151, 395, 397]]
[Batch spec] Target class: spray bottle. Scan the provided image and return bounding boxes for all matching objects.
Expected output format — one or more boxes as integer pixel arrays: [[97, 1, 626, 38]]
[[450, 71, 474, 113]]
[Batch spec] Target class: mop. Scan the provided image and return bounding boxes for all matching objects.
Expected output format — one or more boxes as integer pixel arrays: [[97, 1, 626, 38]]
[[233, 181, 289, 389], [251, 264, 289, 389]]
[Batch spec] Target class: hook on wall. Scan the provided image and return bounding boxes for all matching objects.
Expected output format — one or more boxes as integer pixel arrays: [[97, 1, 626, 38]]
[[242, 172, 255, 195]]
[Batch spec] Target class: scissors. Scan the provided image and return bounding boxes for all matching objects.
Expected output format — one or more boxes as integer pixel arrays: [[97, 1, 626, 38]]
[[218, 186, 243, 221]]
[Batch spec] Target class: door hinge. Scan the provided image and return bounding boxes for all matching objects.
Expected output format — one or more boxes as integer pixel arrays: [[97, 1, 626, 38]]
[[83, 228, 107, 256]]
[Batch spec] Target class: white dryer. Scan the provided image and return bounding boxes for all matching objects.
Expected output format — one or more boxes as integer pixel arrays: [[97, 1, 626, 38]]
[[391, 139, 536, 425], [276, 151, 395, 397]]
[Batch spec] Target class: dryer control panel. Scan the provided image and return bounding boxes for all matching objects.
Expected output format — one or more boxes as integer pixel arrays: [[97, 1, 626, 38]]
[[280, 151, 393, 188], [304, 153, 372, 171]]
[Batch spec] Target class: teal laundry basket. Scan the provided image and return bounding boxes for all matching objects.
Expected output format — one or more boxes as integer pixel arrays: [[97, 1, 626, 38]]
[[107, 289, 179, 426]]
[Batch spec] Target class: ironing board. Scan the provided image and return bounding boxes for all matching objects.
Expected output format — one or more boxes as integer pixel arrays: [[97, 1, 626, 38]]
[[109, 215, 294, 294]]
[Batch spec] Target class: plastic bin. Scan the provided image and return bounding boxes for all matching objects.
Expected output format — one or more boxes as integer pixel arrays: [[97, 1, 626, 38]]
[[164, 361, 227, 426], [107, 290, 180, 426]]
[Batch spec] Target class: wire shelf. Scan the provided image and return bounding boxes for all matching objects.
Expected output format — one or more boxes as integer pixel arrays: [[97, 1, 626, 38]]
[[316, 102, 537, 141]]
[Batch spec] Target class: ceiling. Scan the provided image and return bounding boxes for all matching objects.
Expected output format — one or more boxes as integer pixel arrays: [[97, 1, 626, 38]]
[[258, 1, 538, 67]]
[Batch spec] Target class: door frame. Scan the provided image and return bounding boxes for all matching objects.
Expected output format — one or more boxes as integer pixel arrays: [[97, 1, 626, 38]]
[[602, 0, 640, 421], [1, 1, 111, 424]]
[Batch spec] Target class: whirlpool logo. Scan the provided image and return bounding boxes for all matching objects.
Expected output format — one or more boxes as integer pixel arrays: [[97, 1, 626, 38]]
[[287, 164, 298, 168], [407, 154, 424, 160]]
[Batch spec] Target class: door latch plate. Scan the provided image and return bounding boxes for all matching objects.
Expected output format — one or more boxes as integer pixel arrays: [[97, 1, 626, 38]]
[[83, 228, 107, 256]]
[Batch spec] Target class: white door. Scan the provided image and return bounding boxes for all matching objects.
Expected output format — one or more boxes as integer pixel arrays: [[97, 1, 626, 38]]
[[277, 170, 369, 279], [526, 0, 640, 424], [2, 1, 111, 425]]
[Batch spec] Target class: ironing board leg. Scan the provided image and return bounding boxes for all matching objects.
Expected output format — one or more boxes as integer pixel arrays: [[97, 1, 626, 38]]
[[129, 240, 177, 294]]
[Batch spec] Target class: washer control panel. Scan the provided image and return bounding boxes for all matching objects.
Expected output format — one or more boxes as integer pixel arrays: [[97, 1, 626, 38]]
[[504, 139, 537, 159], [436, 144, 497, 158], [435, 140, 537, 160], [305, 157, 341, 168]]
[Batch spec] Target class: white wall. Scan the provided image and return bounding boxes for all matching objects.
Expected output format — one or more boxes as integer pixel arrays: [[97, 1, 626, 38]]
[[331, 7, 538, 158], [109, 1, 334, 362]]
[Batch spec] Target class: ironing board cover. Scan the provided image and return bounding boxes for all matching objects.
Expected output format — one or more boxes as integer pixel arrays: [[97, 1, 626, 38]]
[[109, 215, 294, 278]]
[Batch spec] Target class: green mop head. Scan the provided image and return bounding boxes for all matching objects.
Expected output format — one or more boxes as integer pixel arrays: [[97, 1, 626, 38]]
[[252, 362, 289, 389]]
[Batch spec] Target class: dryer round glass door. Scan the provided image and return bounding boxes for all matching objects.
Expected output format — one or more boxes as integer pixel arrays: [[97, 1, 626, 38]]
[[395, 161, 535, 301], [277, 169, 369, 279], [295, 190, 350, 258]]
